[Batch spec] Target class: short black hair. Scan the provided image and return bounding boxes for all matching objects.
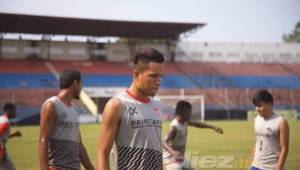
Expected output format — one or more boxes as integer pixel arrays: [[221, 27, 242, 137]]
[[133, 48, 165, 71], [252, 90, 273, 106], [59, 69, 81, 89], [175, 100, 192, 116], [3, 102, 15, 112]]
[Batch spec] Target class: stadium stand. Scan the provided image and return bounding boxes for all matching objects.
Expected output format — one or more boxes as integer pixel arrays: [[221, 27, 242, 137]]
[[0, 13, 299, 121], [1, 59, 300, 110]]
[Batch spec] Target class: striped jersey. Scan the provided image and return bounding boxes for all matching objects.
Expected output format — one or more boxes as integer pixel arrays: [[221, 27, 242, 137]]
[[41, 96, 81, 170], [111, 90, 163, 170], [252, 114, 284, 170]]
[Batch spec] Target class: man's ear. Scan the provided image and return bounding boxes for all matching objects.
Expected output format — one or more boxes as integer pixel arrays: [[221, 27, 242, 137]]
[[72, 80, 79, 87], [133, 70, 139, 80]]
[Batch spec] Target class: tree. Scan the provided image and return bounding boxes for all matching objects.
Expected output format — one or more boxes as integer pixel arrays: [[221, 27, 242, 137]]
[[283, 22, 300, 43]]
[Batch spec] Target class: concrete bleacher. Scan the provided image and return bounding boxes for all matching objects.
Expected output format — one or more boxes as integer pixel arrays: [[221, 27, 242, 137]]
[[1, 59, 300, 89], [0, 58, 49, 73], [2, 72, 299, 89], [1, 40, 300, 121]]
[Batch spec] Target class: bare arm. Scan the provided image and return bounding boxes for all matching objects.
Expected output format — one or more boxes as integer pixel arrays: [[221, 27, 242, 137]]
[[249, 120, 256, 168], [96, 98, 122, 170], [79, 133, 95, 170], [188, 121, 223, 134], [250, 144, 256, 164], [276, 118, 289, 170], [162, 126, 180, 157], [38, 102, 57, 170]]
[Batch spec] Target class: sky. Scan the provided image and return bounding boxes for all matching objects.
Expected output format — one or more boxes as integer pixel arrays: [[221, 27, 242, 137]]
[[0, 0, 300, 43]]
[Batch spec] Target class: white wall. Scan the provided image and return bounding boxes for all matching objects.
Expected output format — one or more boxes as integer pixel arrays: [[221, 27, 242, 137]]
[[175, 42, 300, 63], [1, 39, 300, 64]]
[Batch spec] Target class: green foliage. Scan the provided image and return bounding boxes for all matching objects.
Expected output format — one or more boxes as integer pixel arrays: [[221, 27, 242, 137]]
[[283, 22, 300, 43]]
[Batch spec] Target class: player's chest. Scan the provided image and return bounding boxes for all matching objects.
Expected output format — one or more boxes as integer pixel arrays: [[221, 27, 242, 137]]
[[124, 103, 163, 129], [255, 120, 278, 137], [125, 103, 162, 120]]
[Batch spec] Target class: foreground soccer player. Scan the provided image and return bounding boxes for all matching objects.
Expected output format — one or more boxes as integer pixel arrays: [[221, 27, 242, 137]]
[[249, 90, 289, 170], [97, 48, 165, 170]]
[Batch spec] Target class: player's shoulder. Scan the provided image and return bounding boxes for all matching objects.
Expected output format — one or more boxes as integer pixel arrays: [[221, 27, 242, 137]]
[[108, 97, 123, 106], [170, 118, 180, 126], [277, 115, 288, 125], [0, 114, 9, 124], [44, 96, 59, 103], [272, 114, 286, 123], [41, 96, 58, 114], [102, 97, 123, 121], [254, 115, 261, 121], [42, 96, 58, 108], [105, 97, 124, 113]]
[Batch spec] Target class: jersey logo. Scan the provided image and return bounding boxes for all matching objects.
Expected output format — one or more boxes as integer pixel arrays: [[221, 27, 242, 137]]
[[128, 107, 138, 115], [266, 127, 273, 137], [60, 112, 68, 120], [153, 107, 161, 117]]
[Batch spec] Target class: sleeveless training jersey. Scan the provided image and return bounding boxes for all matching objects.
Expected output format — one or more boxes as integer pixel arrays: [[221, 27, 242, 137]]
[[111, 90, 163, 170], [164, 119, 188, 158], [252, 114, 284, 170], [42, 96, 81, 170], [0, 114, 10, 145]]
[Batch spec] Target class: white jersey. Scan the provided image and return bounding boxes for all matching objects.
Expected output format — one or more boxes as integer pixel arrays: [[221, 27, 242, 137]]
[[111, 90, 163, 170], [0, 114, 10, 145], [41, 96, 81, 170], [163, 118, 188, 165], [170, 119, 188, 155], [252, 114, 284, 170]]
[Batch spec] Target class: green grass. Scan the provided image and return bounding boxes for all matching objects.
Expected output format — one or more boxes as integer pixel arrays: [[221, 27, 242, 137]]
[[7, 120, 300, 170]]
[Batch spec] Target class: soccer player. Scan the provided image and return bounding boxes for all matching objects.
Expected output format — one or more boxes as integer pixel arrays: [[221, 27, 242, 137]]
[[39, 69, 94, 170], [0, 103, 22, 170], [97, 48, 165, 170], [249, 90, 289, 170], [163, 100, 223, 170]]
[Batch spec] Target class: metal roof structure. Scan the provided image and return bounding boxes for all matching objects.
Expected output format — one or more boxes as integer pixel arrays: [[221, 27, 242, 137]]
[[0, 13, 205, 39]]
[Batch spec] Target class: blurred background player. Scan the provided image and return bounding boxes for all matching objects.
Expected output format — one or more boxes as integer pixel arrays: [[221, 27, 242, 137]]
[[0, 103, 22, 170], [249, 90, 289, 170], [97, 48, 165, 170], [163, 100, 223, 170], [39, 69, 94, 170]]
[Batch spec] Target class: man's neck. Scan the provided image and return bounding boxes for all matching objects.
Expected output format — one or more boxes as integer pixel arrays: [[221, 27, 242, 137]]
[[262, 111, 274, 120], [176, 116, 186, 124], [128, 85, 149, 100], [57, 90, 73, 106]]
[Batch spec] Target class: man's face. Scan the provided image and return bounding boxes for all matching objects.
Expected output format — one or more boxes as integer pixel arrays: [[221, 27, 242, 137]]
[[183, 107, 192, 121], [7, 107, 16, 119], [135, 62, 164, 97], [255, 101, 272, 118], [73, 80, 82, 100]]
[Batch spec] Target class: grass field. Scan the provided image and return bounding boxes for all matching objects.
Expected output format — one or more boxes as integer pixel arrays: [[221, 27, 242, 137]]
[[7, 120, 300, 170]]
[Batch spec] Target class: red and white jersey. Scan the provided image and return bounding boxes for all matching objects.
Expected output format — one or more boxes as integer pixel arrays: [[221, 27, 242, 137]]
[[111, 90, 163, 170], [0, 114, 10, 144]]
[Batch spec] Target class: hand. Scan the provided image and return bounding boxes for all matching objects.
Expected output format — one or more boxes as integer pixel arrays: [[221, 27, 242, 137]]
[[171, 150, 184, 162], [213, 127, 223, 134], [14, 131, 22, 137], [171, 150, 181, 158]]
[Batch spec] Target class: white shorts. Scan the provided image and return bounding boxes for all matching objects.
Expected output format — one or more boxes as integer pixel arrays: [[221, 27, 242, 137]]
[[163, 152, 194, 170]]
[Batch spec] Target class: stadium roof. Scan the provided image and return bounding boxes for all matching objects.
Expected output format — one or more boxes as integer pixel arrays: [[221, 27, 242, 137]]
[[0, 13, 205, 40]]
